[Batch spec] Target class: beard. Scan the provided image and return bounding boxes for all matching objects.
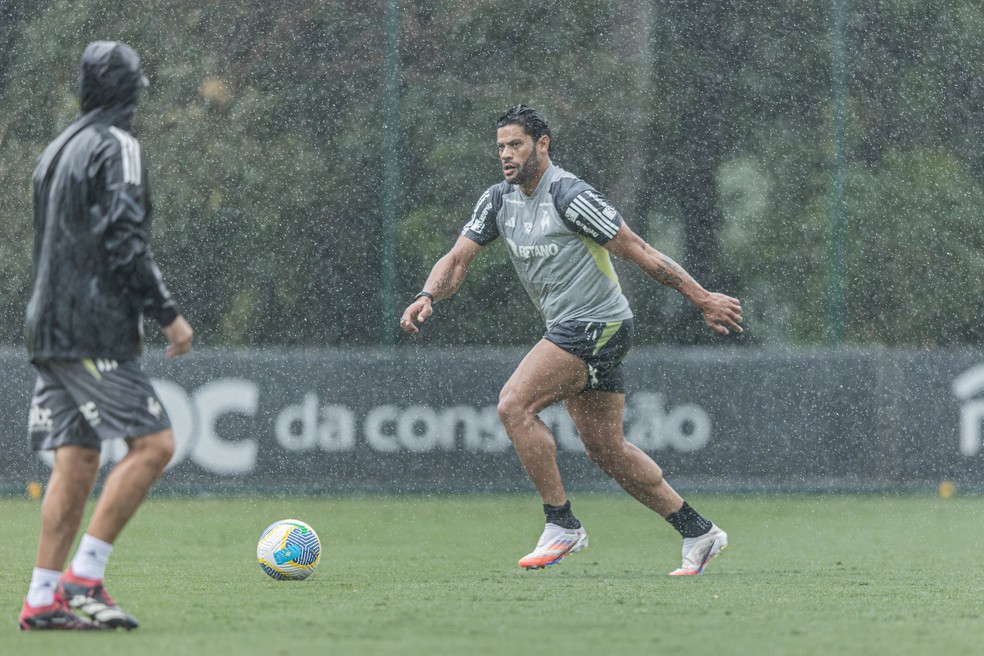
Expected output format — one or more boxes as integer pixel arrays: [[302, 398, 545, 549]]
[[509, 148, 541, 186]]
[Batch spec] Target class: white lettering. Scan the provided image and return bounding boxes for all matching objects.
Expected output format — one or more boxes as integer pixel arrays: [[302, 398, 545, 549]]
[[444, 405, 509, 453], [30, 377, 715, 475], [191, 379, 258, 474], [504, 237, 561, 260], [625, 392, 712, 452], [397, 404, 441, 452], [319, 404, 356, 452], [445, 405, 479, 451], [275, 393, 357, 453], [952, 364, 984, 456], [151, 379, 196, 471], [365, 404, 400, 452], [565, 209, 601, 238], [362, 404, 510, 453], [465, 190, 491, 233], [276, 392, 319, 451], [28, 405, 53, 433]]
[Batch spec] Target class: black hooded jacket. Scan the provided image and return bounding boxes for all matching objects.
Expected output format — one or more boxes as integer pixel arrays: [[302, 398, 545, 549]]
[[25, 41, 178, 362]]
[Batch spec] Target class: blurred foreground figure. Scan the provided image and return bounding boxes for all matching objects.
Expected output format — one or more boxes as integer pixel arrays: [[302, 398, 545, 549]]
[[400, 105, 742, 575], [19, 42, 193, 631]]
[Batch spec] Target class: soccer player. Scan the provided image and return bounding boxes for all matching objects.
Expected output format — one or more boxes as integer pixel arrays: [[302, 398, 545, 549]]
[[18, 42, 193, 631], [400, 105, 742, 575]]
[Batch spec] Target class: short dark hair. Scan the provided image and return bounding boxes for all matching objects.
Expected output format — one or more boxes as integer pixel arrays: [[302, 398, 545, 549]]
[[496, 105, 551, 151]]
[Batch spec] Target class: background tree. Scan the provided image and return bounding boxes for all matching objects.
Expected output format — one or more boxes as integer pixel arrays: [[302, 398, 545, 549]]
[[0, 0, 981, 349]]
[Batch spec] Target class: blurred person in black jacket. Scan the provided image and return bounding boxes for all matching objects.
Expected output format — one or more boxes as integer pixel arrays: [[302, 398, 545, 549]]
[[19, 41, 193, 632]]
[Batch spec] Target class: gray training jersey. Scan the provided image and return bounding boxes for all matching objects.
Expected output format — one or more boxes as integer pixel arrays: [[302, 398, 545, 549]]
[[462, 164, 633, 328]]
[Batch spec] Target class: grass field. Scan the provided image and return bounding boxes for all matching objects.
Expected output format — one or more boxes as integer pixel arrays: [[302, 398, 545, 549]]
[[0, 493, 981, 655]]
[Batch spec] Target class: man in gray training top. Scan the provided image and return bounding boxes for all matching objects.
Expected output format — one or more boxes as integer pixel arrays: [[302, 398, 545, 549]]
[[400, 105, 743, 575], [19, 41, 193, 631]]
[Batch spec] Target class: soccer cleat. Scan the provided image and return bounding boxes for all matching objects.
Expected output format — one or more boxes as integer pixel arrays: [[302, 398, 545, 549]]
[[668, 523, 728, 576], [56, 569, 139, 630], [518, 523, 589, 570], [19, 594, 105, 631]]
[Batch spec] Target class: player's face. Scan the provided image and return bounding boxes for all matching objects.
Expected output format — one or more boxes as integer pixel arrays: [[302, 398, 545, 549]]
[[497, 125, 540, 186]]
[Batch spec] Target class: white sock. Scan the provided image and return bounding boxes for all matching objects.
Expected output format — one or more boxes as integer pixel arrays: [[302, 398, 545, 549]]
[[70, 534, 113, 581], [26, 567, 61, 608]]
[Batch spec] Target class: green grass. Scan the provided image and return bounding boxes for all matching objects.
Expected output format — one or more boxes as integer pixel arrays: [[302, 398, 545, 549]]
[[0, 494, 981, 655]]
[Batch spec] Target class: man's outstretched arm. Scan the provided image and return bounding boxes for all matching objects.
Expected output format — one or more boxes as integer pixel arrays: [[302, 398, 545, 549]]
[[604, 221, 743, 336], [399, 236, 484, 333]]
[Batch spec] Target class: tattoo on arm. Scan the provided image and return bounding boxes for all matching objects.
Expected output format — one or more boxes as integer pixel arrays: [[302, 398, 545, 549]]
[[431, 267, 459, 299], [651, 255, 693, 290]]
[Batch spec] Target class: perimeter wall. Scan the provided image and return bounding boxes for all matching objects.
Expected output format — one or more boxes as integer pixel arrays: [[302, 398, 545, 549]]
[[3, 347, 984, 494]]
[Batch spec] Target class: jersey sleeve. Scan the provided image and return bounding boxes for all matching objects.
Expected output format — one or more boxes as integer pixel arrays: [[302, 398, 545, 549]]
[[551, 178, 622, 245], [96, 129, 179, 326], [461, 183, 505, 245]]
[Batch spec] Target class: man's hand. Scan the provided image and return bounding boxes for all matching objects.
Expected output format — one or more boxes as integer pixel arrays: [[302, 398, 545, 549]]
[[399, 298, 433, 334], [696, 292, 744, 336], [163, 315, 193, 357]]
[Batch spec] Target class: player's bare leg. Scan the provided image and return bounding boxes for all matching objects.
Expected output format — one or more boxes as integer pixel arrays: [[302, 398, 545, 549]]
[[567, 391, 727, 575], [20, 446, 104, 631], [565, 391, 684, 516], [498, 339, 588, 506], [499, 340, 591, 569], [85, 429, 174, 544], [58, 429, 174, 630], [36, 446, 101, 570]]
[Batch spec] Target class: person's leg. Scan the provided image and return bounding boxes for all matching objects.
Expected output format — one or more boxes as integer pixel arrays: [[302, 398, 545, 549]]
[[57, 428, 173, 630], [84, 428, 174, 545], [567, 390, 727, 575], [20, 445, 106, 631], [500, 340, 594, 569], [497, 339, 588, 506], [565, 391, 684, 516], [36, 446, 101, 571]]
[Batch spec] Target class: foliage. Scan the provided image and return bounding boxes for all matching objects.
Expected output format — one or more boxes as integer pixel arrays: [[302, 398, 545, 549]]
[[0, 0, 982, 347]]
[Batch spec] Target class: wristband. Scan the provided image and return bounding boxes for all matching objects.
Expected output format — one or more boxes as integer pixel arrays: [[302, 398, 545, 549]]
[[413, 291, 434, 302]]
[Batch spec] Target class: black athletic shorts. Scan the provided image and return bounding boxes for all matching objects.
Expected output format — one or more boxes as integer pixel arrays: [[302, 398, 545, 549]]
[[28, 359, 172, 452], [543, 317, 634, 394]]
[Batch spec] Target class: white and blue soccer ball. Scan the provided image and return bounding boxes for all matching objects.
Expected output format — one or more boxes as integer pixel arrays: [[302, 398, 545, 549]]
[[256, 519, 321, 581]]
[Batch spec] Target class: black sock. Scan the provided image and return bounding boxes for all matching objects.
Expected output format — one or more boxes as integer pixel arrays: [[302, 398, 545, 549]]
[[665, 501, 712, 538], [543, 501, 581, 529]]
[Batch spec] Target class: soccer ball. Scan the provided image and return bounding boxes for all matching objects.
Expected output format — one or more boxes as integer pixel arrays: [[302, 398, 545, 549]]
[[256, 519, 321, 580]]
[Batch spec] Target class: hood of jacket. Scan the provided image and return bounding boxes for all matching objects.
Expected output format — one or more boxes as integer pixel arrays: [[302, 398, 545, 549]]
[[78, 41, 148, 113]]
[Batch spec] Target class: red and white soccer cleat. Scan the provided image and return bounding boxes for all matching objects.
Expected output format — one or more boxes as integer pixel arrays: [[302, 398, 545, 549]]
[[669, 524, 728, 576], [519, 523, 589, 570]]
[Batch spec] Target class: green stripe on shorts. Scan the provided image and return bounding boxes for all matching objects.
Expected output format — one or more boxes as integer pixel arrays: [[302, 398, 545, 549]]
[[593, 320, 622, 355], [81, 358, 102, 381]]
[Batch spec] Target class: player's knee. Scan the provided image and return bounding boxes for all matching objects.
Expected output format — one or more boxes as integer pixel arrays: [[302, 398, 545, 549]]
[[132, 429, 175, 468], [153, 430, 176, 465], [74, 446, 101, 469], [497, 391, 531, 430], [54, 445, 101, 479]]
